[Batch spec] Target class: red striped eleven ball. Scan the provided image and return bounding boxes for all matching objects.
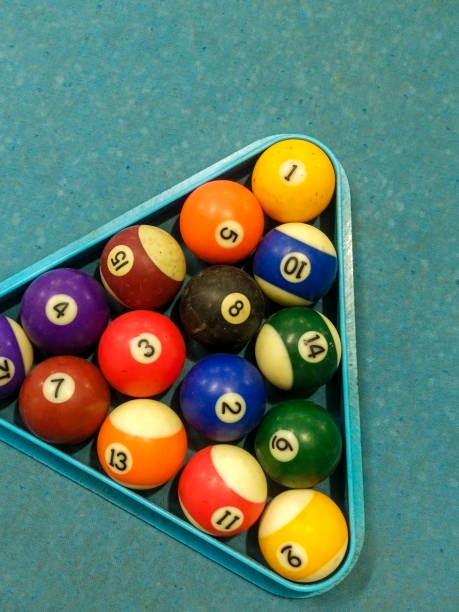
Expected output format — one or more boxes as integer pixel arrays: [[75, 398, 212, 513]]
[[99, 224, 186, 310], [97, 399, 187, 489], [258, 489, 348, 582], [178, 445, 268, 537]]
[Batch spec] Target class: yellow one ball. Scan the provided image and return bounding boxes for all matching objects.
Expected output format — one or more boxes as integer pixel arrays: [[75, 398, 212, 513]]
[[258, 489, 348, 582], [251, 139, 335, 222]]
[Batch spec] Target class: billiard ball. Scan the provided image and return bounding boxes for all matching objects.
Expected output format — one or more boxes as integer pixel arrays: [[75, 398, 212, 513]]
[[178, 445, 267, 537], [254, 399, 342, 488], [179, 265, 265, 350], [180, 354, 266, 442], [258, 489, 348, 582], [97, 310, 186, 397], [254, 307, 341, 394], [18, 356, 110, 445], [99, 224, 186, 310], [179, 180, 264, 264], [0, 315, 34, 400], [20, 268, 109, 355], [251, 139, 335, 222], [97, 399, 187, 489], [252, 223, 337, 306]]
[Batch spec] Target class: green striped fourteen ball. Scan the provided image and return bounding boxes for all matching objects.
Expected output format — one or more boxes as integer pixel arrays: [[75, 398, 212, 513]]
[[254, 307, 341, 394]]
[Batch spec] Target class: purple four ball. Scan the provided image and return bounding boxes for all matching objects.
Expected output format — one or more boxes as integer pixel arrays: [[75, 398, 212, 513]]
[[20, 268, 109, 355]]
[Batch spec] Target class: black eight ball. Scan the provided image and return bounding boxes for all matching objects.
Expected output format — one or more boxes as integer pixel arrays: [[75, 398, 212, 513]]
[[179, 265, 265, 350]]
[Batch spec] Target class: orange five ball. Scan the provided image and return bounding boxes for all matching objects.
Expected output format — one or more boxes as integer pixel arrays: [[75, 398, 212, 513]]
[[179, 180, 264, 264]]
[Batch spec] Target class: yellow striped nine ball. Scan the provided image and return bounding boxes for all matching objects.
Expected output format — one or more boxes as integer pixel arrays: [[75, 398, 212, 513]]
[[258, 489, 348, 582]]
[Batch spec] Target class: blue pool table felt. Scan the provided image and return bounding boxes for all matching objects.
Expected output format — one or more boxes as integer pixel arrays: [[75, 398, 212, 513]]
[[0, 2, 457, 610]]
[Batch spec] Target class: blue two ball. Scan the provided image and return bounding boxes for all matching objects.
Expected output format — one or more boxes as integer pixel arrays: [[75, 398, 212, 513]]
[[180, 353, 266, 442]]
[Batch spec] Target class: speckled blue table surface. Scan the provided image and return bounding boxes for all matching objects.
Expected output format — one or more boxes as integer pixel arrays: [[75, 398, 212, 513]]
[[0, 2, 457, 611]]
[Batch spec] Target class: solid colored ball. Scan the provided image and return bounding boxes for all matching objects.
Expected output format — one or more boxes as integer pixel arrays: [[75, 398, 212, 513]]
[[251, 139, 335, 222], [18, 356, 110, 445], [254, 399, 342, 488], [97, 399, 187, 489], [99, 224, 186, 309], [255, 307, 341, 394], [179, 265, 265, 350], [0, 315, 34, 400], [178, 444, 267, 536], [97, 310, 186, 397], [20, 268, 110, 355], [258, 489, 348, 582], [180, 354, 266, 442], [179, 180, 264, 264], [253, 223, 337, 306]]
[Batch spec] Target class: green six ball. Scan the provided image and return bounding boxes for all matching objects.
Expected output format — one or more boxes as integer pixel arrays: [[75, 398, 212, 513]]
[[254, 399, 342, 488]]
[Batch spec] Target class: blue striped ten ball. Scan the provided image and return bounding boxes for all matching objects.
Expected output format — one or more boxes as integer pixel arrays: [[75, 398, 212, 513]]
[[252, 223, 337, 306], [179, 353, 266, 442], [258, 489, 348, 582], [178, 445, 267, 537], [255, 307, 341, 394], [0, 315, 33, 400]]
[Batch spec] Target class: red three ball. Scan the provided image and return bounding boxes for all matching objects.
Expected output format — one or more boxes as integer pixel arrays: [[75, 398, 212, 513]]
[[97, 310, 186, 397]]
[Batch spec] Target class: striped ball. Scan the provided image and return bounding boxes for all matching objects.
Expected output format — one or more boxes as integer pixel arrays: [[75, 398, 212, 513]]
[[258, 489, 348, 582], [97, 399, 187, 489], [253, 223, 337, 306], [0, 315, 33, 400], [178, 445, 267, 536], [100, 224, 186, 310], [255, 307, 341, 393]]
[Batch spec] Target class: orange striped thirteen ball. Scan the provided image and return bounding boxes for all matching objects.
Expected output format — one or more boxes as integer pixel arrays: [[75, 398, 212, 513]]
[[97, 399, 187, 489]]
